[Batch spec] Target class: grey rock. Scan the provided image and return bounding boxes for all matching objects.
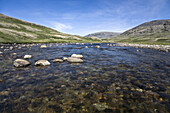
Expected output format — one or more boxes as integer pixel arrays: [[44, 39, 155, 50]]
[[13, 59, 30, 67], [67, 57, 83, 63], [24, 55, 32, 59], [95, 45, 100, 48], [62, 57, 68, 61], [40, 45, 47, 48], [53, 59, 63, 63], [71, 54, 83, 58], [35, 60, 50, 66]]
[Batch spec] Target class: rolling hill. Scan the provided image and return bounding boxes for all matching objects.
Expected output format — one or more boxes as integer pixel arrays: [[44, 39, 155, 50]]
[[108, 19, 170, 45], [0, 13, 100, 43]]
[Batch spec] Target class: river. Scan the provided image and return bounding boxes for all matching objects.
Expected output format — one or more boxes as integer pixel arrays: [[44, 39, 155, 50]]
[[0, 43, 169, 112]]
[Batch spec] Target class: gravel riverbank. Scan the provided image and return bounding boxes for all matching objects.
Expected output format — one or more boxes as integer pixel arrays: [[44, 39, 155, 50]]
[[112, 43, 170, 52]]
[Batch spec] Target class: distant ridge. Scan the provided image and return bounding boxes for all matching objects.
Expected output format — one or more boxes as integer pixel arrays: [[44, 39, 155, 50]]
[[85, 32, 120, 39]]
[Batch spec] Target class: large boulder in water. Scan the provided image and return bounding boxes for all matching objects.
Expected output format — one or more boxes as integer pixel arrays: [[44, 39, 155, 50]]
[[67, 57, 83, 63], [71, 54, 83, 58], [13, 59, 30, 67], [35, 60, 50, 66]]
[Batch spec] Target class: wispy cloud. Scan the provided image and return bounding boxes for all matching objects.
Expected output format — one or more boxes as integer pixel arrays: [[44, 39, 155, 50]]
[[50, 22, 72, 32]]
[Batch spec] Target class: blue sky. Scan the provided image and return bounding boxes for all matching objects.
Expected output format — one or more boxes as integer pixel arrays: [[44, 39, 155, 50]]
[[0, 0, 170, 36]]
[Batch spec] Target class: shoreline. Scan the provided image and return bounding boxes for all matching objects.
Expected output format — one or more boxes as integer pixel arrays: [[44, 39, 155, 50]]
[[112, 43, 170, 52], [0, 42, 170, 52]]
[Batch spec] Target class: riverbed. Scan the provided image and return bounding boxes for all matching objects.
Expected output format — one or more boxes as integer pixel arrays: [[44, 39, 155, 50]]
[[0, 43, 169, 113]]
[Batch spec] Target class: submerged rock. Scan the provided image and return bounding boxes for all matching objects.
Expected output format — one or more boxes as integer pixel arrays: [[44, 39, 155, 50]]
[[93, 103, 109, 111], [75, 47, 82, 49], [24, 55, 32, 59], [35, 60, 51, 66], [85, 46, 88, 48], [67, 57, 84, 63], [53, 59, 63, 63], [71, 54, 83, 58], [13, 59, 30, 67], [0, 79, 3, 82], [0, 91, 9, 96]]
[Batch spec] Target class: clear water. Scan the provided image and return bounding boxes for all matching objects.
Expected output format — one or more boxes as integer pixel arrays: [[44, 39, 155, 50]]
[[0, 43, 170, 113]]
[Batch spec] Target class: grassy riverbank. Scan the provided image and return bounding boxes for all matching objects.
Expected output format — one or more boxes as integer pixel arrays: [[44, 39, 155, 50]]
[[103, 32, 170, 45]]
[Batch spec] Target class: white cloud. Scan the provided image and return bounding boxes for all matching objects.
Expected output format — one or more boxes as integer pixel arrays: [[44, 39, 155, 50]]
[[51, 22, 72, 31]]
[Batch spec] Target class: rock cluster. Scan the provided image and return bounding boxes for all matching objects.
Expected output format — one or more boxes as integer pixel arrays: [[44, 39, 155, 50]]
[[13, 53, 84, 67]]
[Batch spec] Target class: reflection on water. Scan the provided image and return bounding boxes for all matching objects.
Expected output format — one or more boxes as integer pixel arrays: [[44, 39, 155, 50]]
[[0, 43, 170, 113]]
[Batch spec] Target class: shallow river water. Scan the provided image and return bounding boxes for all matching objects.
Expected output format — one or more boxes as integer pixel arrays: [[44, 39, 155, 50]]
[[0, 43, 170, 113]]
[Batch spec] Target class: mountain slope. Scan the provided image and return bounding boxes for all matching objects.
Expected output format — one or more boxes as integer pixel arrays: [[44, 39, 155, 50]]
[[107, 19, 170, 45], [121, 19, 170, 36], [0, 13, 100, 43], [85, 32, 120, 39]]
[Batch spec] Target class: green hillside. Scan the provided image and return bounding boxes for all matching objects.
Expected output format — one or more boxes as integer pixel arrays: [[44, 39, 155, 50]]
[[0, 13, 100, 43], [105, 32, 170, 45], [105, 19, 170, 45]]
